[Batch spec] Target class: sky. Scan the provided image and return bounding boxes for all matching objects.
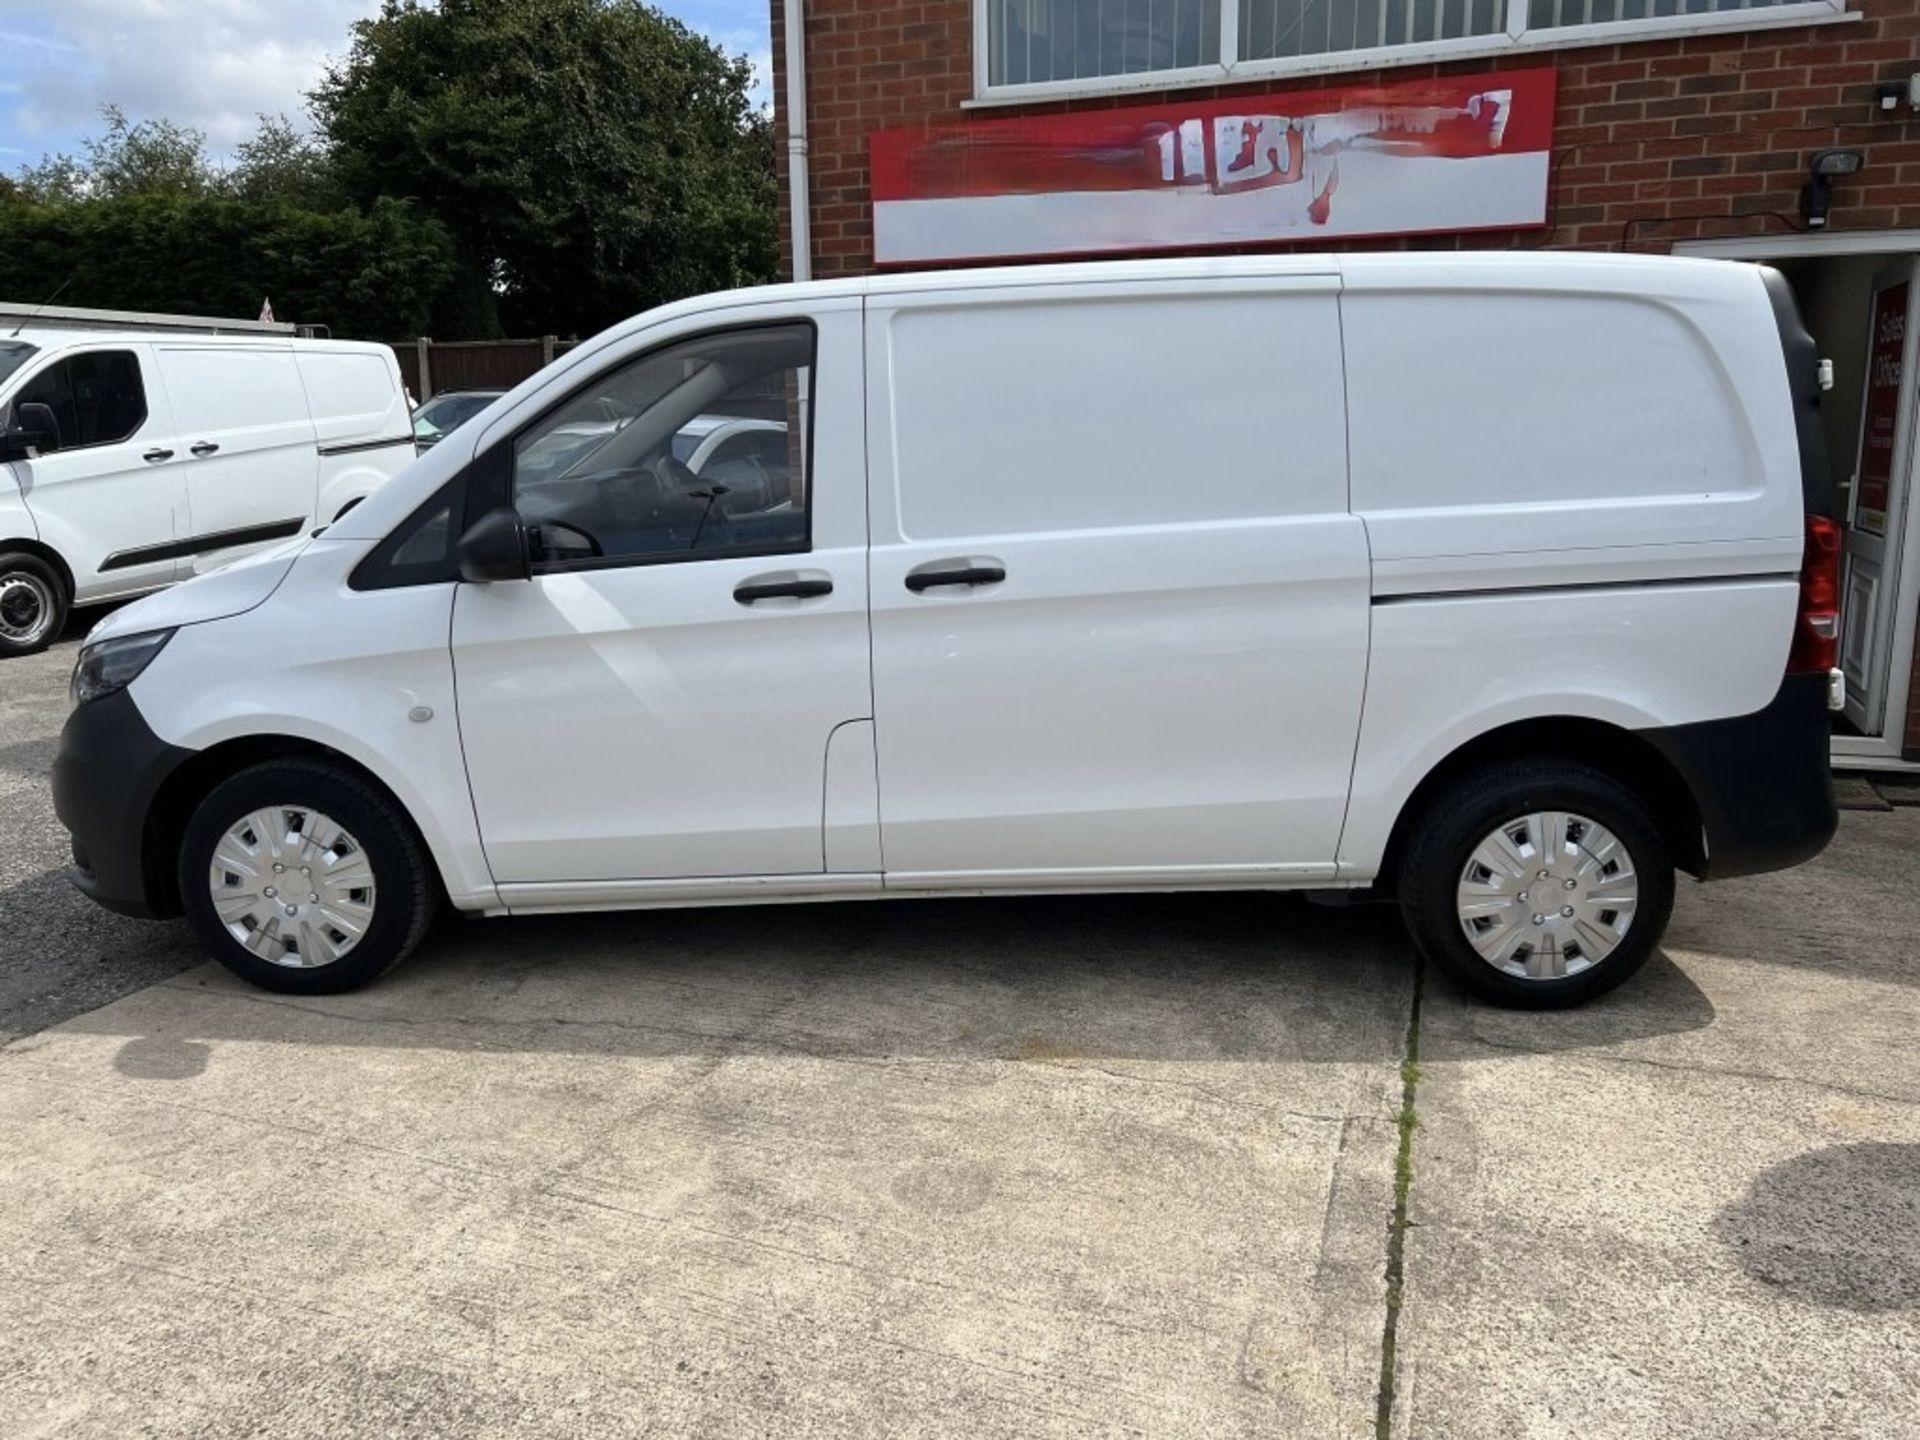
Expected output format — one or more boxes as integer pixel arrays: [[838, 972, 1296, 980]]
[[0, 0, 772, 167]]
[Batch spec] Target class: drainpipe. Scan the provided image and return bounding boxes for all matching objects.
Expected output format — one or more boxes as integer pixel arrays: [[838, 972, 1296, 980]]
[[782, 0, 811, 283]]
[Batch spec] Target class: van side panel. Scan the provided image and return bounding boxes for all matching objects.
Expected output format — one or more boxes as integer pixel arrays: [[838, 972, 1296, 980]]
[[1335, 258, 1808, 882], [298, 344, 416, 523], [1337, 579, 1800, 879], [0, 463, 39, 547], [1342, 261, 1803, 594], [126, 538, 497, 910]]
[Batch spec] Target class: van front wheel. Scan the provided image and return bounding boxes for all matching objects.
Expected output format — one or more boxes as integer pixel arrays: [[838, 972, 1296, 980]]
[[0, 552, 68, 657], [179, 760, 436, 994], [1397, 759, 1675, 1009]]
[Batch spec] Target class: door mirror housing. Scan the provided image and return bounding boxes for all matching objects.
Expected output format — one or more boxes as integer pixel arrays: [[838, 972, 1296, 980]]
[[456, 506, 532, 583], [0, 401, 62, 461]]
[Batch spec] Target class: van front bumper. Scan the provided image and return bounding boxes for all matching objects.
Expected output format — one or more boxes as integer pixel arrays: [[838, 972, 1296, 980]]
[[51, 689, 192, 919], [1644, 671, 1838, 882]]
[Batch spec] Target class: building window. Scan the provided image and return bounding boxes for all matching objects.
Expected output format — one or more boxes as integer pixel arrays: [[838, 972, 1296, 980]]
[[983, 0, 1846, 95]]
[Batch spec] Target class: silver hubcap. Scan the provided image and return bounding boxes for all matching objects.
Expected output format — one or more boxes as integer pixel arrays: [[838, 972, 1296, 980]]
[[1455, 810, 1638, 980], [0, 572, 53, 646], [207, 806, 376, 968]]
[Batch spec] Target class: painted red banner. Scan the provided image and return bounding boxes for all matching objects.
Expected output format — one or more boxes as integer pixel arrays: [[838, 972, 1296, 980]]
[[870, 68, 1555, 265], [1856, 281, 1906, 538]]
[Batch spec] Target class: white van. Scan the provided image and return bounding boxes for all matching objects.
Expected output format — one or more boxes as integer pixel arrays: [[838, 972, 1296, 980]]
[[51, 254, 1840, 1007], [0, 329, 413, 655]]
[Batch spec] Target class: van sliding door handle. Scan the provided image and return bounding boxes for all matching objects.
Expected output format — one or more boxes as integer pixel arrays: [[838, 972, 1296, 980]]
[[905, 559, 1006, 593], [189, 441, 220, 457], [734, 570, 833, 605]]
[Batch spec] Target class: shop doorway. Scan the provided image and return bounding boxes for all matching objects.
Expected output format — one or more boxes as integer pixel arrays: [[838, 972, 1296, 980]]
[[1678, 231, 1920, 768]]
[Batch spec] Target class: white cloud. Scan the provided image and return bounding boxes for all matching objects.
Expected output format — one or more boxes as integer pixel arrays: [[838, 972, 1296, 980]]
[[0, 0, 777, 159], [0, 0, 379, 153]]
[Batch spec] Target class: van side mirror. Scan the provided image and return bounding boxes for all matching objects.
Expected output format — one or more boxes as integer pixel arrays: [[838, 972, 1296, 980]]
[[456, 506, 532, 583], [0, 401, 62, 461]]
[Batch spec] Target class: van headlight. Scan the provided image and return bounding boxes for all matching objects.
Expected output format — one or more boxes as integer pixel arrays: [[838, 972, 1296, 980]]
[[70, 629, 175, 707]]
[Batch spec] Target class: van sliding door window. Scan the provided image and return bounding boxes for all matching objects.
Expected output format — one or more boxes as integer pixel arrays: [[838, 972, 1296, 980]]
[[510, 324, 813, 570], [14, 351, 148, 451]]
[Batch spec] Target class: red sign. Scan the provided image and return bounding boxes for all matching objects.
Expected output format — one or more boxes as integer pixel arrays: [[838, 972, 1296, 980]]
[[1857, 282, 1906, 538], [869, 69, 1555, 265]]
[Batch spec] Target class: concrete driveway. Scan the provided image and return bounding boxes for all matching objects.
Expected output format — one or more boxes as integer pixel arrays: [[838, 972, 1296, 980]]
[[1, 630, 1915, 1437]]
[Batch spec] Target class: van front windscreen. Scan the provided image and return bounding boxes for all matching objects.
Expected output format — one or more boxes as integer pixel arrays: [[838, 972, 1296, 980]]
[[0, 341, 39, 391]]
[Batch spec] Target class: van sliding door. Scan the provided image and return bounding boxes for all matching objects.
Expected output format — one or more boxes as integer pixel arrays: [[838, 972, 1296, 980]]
[[863, 275, 1370, 888]]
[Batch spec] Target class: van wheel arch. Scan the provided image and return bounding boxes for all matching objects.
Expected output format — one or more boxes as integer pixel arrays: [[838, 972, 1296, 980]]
[[1376, 718, 1706, 897], [1, 538, 74, 598], [144, 735, 445, 918]]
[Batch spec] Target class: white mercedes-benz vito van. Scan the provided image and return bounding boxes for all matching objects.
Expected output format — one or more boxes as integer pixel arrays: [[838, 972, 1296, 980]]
[[0, 328, 412, 656], [52, 254, 1840, 1007]]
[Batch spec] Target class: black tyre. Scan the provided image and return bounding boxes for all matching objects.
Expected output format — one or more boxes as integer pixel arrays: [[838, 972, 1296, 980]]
[[0, 551, 69, 657], [179, 760, 437, 994], [1397, 758, 1675, 1009]]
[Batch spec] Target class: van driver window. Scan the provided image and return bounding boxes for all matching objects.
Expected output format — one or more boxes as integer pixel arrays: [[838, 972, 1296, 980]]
[[15, 351, 148, 451], [511, 324, 811, 568]]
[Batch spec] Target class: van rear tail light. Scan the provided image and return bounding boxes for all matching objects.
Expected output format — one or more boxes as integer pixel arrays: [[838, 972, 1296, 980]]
[[1788, 513, 1842, 675]]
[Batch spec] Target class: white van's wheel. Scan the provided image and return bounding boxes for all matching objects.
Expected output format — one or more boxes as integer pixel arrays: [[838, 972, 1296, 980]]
[[0, 552, 67, 657], [1398, 759, 1674, 1008], [179, 760, 436, 994]]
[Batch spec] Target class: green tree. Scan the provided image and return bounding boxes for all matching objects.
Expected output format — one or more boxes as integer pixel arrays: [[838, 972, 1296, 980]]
[[312, 0, 776, 338], [0, 194, 456, 337], [228, 114, 342, 209]]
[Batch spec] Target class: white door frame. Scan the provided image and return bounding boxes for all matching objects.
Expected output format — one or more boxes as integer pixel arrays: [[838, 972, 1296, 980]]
[[1677, 231, 1920, 767]]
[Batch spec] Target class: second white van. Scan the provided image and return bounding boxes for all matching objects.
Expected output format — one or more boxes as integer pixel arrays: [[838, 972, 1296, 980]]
[[52, 254, 1840, 1007], [0, 329, 413, 655]]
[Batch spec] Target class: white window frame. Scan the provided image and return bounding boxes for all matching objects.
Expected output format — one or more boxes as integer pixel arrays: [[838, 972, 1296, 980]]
[[969, 0, 1857, 107]]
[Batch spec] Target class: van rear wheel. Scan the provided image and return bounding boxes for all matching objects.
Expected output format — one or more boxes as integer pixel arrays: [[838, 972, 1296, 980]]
[[179, 760, 436, 994], [0, 552, 67, 657], [1397, 759, 1675, 1009]]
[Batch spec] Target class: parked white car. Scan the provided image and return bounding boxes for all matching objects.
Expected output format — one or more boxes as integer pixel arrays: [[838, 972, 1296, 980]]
[[0, 330, 413, 655], [53, 254, 1840, 1007]]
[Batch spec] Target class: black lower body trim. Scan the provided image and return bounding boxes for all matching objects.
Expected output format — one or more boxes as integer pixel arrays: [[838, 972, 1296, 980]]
[[52, 689, 193, 917], [1641, 672, 1837, 881], [316, 434, 414, 458], [99, 518, 305, 573]]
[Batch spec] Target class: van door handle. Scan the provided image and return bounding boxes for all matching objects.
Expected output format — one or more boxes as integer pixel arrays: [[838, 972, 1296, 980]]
[[189, 441, 220, 457], [142, 448, 174, 463], [905, 558, 1006, 593], [734, 570, 834, 605]]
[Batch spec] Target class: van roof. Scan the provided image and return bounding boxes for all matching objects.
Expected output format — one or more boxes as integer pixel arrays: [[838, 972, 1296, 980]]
[[3, 327, 397, 356], [714, 249, 1754, 308], [535, 250, 1764, 383]]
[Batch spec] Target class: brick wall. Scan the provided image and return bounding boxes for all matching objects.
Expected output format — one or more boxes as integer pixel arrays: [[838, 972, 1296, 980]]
[[773, 0, 1920, 280], [772, 0, 1920, 754]]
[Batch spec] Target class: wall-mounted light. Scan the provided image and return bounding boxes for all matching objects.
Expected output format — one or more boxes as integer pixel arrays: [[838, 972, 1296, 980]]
[[1800, 149, 1864, 229]]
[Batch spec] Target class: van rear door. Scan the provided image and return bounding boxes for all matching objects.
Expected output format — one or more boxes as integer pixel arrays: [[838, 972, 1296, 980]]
[[864, 272, 1370, 888], [153, 343, 318, 568]]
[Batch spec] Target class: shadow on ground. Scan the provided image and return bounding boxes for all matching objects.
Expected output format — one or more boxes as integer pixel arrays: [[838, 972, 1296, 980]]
[[1420, 948, 1719, 1058], [1714, 1142, 1920, 1311], [15, 885, 1720, 1067]]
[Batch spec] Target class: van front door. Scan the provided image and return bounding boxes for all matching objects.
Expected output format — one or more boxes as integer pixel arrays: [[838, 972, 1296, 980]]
[[450, 306, 875, 890], [154, 344, 317, 570], [1841, 263, 1917, 735], [4, 342, 186, 599], [864, 277, 1370, 888]]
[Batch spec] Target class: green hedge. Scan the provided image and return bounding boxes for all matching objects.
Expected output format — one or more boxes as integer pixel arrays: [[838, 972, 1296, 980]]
[[0, 194, 457, 338]]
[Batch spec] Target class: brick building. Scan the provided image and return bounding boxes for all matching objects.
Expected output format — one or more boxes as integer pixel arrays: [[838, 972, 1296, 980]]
[[770, 0, 1920, 763]]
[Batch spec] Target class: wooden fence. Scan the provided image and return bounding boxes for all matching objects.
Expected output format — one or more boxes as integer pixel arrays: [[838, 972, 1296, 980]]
[[392, 336, 582, 401]]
